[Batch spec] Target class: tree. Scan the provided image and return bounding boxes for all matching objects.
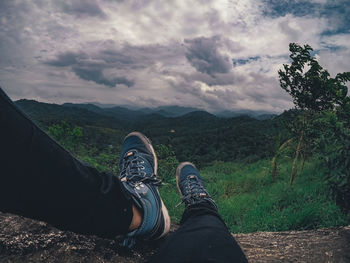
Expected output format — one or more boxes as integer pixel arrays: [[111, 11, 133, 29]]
[[155, 144, 179, 184], [277, 43, 350, 185], [279, 43, 350, 112], [48, 121, 83, 154]]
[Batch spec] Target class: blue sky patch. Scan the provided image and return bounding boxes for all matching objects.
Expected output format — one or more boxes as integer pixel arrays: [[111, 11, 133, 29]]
[[233, 56, 260, 66], [262, 0, 320, 17]]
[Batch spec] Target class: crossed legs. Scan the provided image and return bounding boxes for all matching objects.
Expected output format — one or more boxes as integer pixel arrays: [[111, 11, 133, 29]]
[[0, 87, 247, 262]]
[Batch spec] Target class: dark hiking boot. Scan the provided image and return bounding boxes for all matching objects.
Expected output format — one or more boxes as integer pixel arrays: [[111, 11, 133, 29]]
[[176, 162, 217, 210], [119, 132, 170, 247]]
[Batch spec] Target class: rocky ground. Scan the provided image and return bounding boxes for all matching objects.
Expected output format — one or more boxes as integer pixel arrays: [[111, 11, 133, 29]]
[[0, 212, 349, 263]]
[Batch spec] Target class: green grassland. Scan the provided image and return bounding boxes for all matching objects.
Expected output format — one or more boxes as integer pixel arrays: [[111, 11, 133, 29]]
[[15, 99, 350, 233], [159, 158, 349, 233]]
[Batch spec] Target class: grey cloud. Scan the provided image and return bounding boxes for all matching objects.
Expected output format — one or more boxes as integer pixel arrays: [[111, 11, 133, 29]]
[[45, 50, 133, 87], [72, 67, 133, 87], [184, 36, 233, 75], [118, 42, 186, 67], [166, 64, 291, 112], [179, 71, 246, 87], [44, 40, 186, 87], [61, 0, 107, 18], [278, 20, 299, 41], [167, 79, 225, 110], [100, 50, 135, 65], [175, 76, 287, 112], [45, 52, 86, 67]]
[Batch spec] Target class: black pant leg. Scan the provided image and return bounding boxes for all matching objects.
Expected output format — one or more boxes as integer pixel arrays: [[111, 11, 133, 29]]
[[151, 203, 248, 263], [0, 87, 133, 237]]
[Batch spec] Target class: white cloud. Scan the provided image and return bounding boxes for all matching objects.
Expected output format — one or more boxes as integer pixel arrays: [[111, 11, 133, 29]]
[[0, 0, 349, 112]]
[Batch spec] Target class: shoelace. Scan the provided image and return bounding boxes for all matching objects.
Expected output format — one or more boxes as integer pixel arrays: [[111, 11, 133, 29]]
[[176, 175, 210, 207], [120, 151, 162, 248], [120, 151, 162, 187]]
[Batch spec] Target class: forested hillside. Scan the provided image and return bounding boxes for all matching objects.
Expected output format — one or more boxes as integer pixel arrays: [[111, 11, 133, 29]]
[[15, 99, 285, 167]]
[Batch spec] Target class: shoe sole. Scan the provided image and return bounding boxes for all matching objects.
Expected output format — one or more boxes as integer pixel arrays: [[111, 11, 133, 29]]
[[176, 161, 197, 198], [124, 131, 171, 238]]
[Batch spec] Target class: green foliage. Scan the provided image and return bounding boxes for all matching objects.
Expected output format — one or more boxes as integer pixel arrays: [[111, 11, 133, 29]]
[[316, 111, 350, 211], [48, 122, 121, 174], [17, 99, 283, 167], [44, 117, 349, 232], [156, 144, 179, 184], [144, 115, 281, 168], [271, 135, 293, 179], [279, 43, 350, 111], [278, 43, 350, 187], [80, 151, 120, 174], [161, 159, 349, 232], [48, 121, 83, 153]]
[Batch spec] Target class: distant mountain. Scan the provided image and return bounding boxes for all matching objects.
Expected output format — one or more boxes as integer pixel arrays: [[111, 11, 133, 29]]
[[14, 99, 289, 167], [62, 103, 103, 113], [132, 105, 201, 118], [255, 114, 277, 120], [62, 103, 146, 121], [154, 106, 203, 117], [18, 100, 279, 125], [62, 103, 202, 119], [87, 102, 277, 119], [86, 102, 123, 108], [181, 110, 216, 118], [215, 109, 278, 120], [15, 100, 130, 129], [135, 110, 219, 134]]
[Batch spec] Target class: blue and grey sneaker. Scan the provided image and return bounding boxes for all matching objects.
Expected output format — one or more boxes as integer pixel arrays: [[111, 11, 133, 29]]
[[119, 132, 170, 247], [176, 162, 218, 209]]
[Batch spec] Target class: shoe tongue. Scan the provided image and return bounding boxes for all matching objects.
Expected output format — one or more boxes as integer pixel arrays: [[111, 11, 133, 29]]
[[121, 151, 136, 166], [126, 151, 134, 157]]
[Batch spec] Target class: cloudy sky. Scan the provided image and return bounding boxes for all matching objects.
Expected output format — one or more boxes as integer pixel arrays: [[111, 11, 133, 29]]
[[0, 0, 349, 113]]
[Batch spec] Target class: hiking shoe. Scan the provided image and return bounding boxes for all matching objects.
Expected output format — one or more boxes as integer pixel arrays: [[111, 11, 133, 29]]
[[176, 162, 217, 209], [119, 132, 170, 247]]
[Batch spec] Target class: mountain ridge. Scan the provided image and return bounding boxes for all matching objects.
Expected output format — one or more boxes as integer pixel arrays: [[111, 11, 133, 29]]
[[59, 101, 277, 120], [14, 98, 287, 166]]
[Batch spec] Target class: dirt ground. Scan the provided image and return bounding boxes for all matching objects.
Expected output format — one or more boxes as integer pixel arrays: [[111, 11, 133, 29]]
[[0, 212, 349, 262]]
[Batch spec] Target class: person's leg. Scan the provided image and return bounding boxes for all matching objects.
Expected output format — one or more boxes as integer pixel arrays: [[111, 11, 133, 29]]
[[0, 87, 133, 237], [151, 163, 247, 263]]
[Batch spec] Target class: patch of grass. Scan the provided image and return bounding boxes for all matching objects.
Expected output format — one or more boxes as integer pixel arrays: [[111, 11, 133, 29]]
[[159, 158, 349, 233]]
